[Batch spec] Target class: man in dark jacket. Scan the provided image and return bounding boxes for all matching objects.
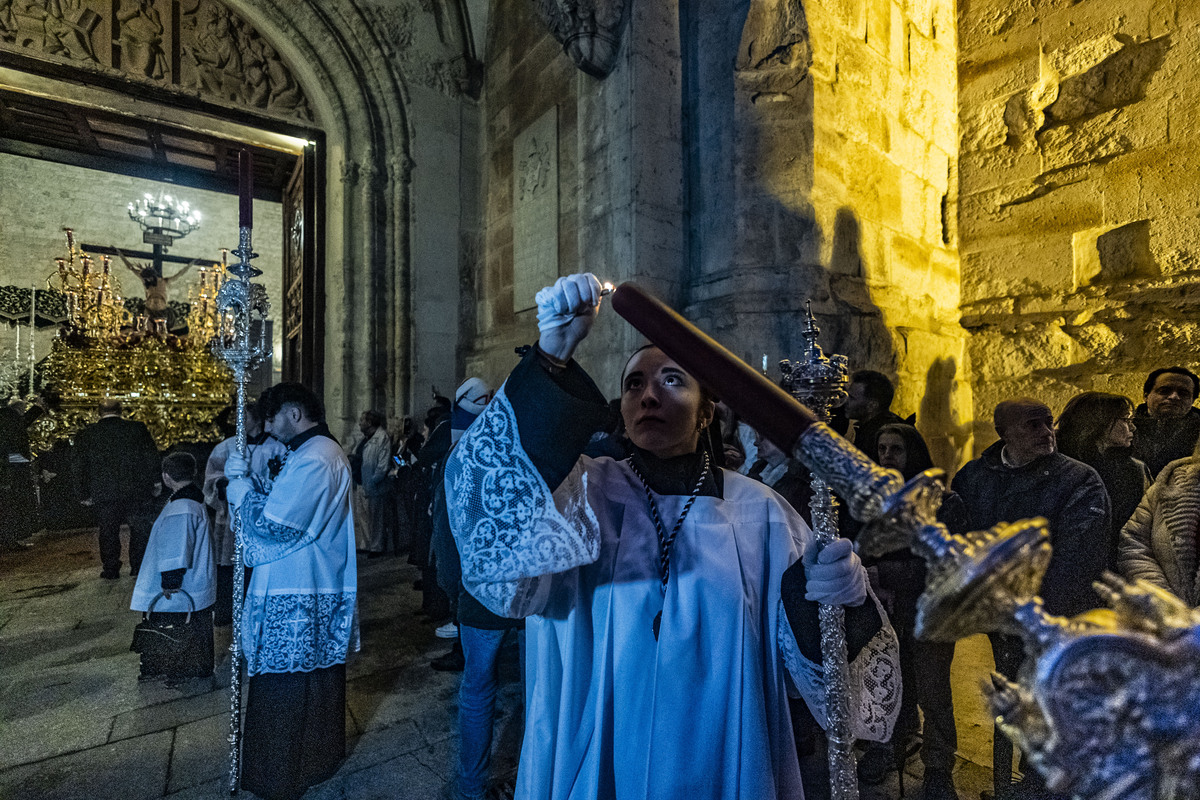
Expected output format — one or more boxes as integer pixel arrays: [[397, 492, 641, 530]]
[[845, 370, 908, 460], [952, 397, 1110, 800], [74, 398, 159, 578], [1132, 366, 1200, 478]]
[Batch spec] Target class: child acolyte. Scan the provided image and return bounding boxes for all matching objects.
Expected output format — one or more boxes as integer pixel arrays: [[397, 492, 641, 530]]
[[130, 451, 216, 682]]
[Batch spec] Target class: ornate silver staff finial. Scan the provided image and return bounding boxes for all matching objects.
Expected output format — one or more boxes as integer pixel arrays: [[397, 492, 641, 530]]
[[214, 221, 270, 794], [853, 467, 1200, 798], [779, 304, 861, 800]]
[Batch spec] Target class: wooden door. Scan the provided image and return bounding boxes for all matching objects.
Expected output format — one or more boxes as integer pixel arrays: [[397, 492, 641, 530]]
[[280, 143, 321, 388]]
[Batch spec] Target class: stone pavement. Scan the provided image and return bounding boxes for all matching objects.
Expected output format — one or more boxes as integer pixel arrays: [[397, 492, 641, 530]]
[[1, 528, 1006, 800]]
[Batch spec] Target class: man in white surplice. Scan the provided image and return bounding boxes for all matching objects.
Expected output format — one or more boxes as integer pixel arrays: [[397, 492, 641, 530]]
[[225, 382, 358, 800], [446, 274, 900, 800]]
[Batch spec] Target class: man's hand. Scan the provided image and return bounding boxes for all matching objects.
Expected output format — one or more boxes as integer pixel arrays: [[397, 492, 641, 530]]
[[535, 273, 604, 364], [224, 451, 250, 480], [803, 538, 867, 607]]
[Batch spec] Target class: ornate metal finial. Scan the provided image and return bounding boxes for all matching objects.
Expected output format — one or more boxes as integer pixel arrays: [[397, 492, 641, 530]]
[[778, 302, 860, 800], [214, 222, 270, 794], [852, 469, 1200, 799], [780, 302, 849, 421]]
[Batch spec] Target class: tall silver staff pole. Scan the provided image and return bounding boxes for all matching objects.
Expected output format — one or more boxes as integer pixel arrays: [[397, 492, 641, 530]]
[[780, 305, 858, 800], [214, 149, 270, 794]]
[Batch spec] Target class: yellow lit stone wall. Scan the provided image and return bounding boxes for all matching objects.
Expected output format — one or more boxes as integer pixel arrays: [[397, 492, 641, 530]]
[[807, 0, 969, 470], [958, 0, 1200, 449], [707, 0, 969, 470]]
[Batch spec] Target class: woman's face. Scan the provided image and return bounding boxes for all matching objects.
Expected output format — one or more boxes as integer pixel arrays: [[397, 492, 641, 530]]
[[620, 347, 713, 459], [1105, 413, 1135, 449], [877, 432, 908, 472]]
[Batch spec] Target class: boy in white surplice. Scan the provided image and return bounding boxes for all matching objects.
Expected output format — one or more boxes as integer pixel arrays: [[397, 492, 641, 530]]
[[130, 452, 215, 682], [446, 273, 901, 800]]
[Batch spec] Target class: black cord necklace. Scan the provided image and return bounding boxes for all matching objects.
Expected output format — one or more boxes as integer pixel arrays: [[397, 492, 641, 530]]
[[628, 450, 710, 640]]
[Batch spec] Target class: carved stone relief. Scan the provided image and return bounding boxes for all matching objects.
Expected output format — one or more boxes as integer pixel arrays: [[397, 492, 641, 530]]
[[532, 0, 630, 79], [0, 0, 313, 122], [361, 0, 469, 97]]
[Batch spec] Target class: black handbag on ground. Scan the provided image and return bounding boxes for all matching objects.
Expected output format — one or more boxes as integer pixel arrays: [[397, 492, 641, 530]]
[[130, 590, 196, 661]]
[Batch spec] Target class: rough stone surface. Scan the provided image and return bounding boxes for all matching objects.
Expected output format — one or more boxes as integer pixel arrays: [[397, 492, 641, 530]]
[[958, 0, 1200, 447]]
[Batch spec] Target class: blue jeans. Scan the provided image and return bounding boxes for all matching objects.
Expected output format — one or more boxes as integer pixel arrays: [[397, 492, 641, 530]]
[[458, 625, 523, 800]]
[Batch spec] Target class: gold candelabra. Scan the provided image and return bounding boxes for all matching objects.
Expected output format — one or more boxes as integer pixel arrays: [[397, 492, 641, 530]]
[[31, 229, 234, 451], [53, 228, 130, 340]]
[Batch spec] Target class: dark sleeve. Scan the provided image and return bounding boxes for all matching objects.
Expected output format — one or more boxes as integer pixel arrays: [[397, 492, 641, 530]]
[[1043, 468, 1111, 616], [780, 559, 882, 664], [504, 346, 611, 491], [430, 459, 462, 597], [937, 490, 970, 536], [161, 568, 185, 591]]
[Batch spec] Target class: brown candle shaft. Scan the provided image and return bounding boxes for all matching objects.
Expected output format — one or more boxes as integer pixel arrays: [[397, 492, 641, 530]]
[[239, 149, 254, 229], [610, 282, 819, 455]]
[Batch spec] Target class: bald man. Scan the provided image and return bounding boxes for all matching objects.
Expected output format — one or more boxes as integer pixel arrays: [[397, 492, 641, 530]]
[[952, 398, 1110, 799]]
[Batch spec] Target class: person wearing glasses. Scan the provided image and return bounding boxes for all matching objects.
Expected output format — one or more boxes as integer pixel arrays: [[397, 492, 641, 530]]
[[1056, 392, 1151, 573]]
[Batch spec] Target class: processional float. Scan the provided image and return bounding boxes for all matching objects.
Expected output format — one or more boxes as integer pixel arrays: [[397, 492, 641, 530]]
[[610, 283, 1200, 800], [214, 149, 271, 794]]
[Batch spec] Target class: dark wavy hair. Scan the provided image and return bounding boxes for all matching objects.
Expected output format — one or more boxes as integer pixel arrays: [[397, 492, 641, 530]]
[[1055, 392, 1134, 463], [259, 382, 324, 423], [1143, 366, 1199, 399]]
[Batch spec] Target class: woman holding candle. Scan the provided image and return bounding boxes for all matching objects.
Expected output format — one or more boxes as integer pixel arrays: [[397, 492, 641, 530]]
[[445, 273, 899, 799]]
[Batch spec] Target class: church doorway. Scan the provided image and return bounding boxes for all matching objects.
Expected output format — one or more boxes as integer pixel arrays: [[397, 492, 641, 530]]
[[0, 80, 324, 391]]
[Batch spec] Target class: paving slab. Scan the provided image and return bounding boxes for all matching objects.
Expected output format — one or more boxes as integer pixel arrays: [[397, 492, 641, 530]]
[[167, 711, 230, 794], [0, 729, 172, 800]]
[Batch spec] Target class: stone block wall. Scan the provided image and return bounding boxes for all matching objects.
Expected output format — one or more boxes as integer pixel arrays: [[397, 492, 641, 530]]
[[464, 0, 580, 391], [958, 0, 1200, 449], [687, 0, 969, 471]]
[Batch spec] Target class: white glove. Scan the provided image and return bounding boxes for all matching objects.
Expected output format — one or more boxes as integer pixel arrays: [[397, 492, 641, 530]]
[[224, 451, 250, 480], [803, 538, 867, 607], [535, 273, 603, 332], [226, 477, 253, 510]]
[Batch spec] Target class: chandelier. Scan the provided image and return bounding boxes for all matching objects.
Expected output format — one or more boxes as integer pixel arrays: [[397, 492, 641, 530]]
[[127, 192, 202, 242]]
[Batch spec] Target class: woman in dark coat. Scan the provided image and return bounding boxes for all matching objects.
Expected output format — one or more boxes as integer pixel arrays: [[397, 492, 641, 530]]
[[858, 423, 966, 800], [1056, 392, 1150, 572]]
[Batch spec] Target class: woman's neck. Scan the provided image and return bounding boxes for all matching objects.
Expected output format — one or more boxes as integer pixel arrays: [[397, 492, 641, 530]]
[[628, 445, 722, 498]]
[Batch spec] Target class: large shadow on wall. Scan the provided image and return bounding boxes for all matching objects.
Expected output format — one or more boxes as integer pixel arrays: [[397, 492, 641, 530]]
[[681, 0, 899, 423]]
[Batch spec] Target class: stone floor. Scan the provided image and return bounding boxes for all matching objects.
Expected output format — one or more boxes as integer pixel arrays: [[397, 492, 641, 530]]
[[1, 528, 1007, 800]]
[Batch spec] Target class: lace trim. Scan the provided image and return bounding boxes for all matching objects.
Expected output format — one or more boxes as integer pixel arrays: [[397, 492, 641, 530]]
[[237, 492, 318, 567], [444, 385, 601, 617], [242, 591, 358, 675], [778, 588, 902, 743]]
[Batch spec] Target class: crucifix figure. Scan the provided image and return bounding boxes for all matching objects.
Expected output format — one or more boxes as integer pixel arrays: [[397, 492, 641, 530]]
[[113, 248, 199, 321]]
